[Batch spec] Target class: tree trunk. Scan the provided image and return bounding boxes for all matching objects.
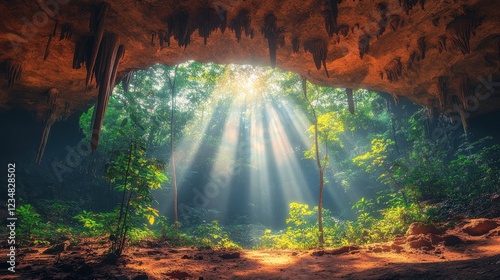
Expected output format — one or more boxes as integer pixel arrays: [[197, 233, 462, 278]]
[[168, 66, 179, 230], [302, 77, 325, 247], [318, 168, 325, 246]]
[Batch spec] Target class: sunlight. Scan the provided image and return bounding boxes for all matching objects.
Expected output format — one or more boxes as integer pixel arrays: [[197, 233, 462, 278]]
[[173, 108, 215, 190], [167, 64, 318, 225], [242, 251, 298, 266], [209, 105, 242, 191], [266, 103, 313, 203]]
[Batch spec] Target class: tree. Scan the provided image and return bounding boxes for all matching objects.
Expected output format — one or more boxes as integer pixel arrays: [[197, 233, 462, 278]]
[[166, 65, 180, 229], [104, 141, 167, 256], [300, 78, 344, 247]]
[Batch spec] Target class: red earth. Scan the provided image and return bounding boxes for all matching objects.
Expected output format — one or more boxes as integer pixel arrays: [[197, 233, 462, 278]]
[[1, 219, 500, 280]]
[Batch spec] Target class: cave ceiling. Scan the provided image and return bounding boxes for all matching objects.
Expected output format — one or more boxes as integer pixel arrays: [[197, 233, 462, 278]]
[[1, 0, 500, 120]]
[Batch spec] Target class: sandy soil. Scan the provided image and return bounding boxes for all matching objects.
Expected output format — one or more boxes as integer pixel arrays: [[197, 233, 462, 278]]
[[1, 223, 500, 280]]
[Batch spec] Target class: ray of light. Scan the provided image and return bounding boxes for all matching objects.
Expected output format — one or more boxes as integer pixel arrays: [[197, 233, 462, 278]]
[[248, 103, 273, 224], [207, 103, 242, 194], [266, 102, 313, 204]]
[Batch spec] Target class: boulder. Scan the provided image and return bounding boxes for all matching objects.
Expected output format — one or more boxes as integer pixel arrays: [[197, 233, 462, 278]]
[[408, 236, 434, 250], [406, 222, 442, 236], [462, 219, 500, 236]]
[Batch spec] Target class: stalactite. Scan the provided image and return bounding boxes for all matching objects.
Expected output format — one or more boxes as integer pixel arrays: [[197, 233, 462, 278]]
[[435, 76, 447, 109], [72, 35, 93, 70], [390, 92, 399, 105], [229, 9, 253, 43], [110, 45, 125, 90], [358, 34, 370, 59], [406, 51, 416, 70], [292, 36, 300, 54], [417, 36, 426, 60], [36, 92, 67, 164], [91, 33, 122, 151], [197, 7, 226, 45], [60, 23, 73, 41], [5, 59, 22, 89], [377, 3, 388, 17], [150, 31, 156, 46], [47, 88, 59, 106], [398, 0, 420, 15], [449, 93, 468, 133], [304, 38, 329, 78], [427, 105, 434, 122], [167, 10, 193, 48], [446, 11, 482, 55], [389, 15, 401, 32], [36, 115, 54, 164], [336, 24, 349, 37], [158, 30, 168, 48], [261, 13, 284, 68], [86, 2, 109, 90], [376, 18, 387, 39], [425, 98, 436, 123], [437, 35, 447, 54], [384, 57, 402, 82], [323, 0, 339, 37], [346, 88, 355, 114], [458, 108, 468, 134], [120, 70, 134, 93], [458, 75, 471, 111], [376, 3, 388, 38], [44, 20, 58, 61]]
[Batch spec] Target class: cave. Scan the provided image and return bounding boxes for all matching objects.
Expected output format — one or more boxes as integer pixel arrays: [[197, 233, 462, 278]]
[[1, 1, 500, 279]]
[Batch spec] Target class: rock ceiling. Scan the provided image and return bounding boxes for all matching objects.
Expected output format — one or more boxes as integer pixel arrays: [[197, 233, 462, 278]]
[[1, 0, 500, 121]]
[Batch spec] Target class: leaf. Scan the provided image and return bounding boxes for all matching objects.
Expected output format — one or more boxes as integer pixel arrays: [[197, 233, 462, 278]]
[[120, 118, 128, 127], [148, 215, 155, 225]]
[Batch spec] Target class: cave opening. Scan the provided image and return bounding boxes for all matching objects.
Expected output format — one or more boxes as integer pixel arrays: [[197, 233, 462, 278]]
[[2, 56, 500, 280]]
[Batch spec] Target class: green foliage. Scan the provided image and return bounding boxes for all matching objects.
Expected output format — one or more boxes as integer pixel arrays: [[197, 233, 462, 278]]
[[348, 194, 435, 244], [259, 203, 323, 249], [353, 138, 394, 172], [192, 220, 241, 249], [73, 210, 117, 236], [258, 199, 436, 249], [304, 112, 345, 163], [128, 227, 155, 244], [16, 203, 80, 245], [17, 204, 42, 241], [104, 142, 167, 255]]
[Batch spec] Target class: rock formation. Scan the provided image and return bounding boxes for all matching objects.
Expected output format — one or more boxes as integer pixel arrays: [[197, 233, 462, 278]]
[[0, 0, 499, 125]]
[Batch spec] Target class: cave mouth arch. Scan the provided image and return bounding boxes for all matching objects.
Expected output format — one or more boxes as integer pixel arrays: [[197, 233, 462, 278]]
[[2, 0, 499, 120]]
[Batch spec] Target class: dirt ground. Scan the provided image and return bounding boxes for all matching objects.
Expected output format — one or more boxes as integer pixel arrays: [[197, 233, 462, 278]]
[[1, 221, 500, 280]]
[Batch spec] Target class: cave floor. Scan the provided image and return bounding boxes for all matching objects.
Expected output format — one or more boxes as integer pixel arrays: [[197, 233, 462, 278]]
[[1, 233, 500, 280]]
